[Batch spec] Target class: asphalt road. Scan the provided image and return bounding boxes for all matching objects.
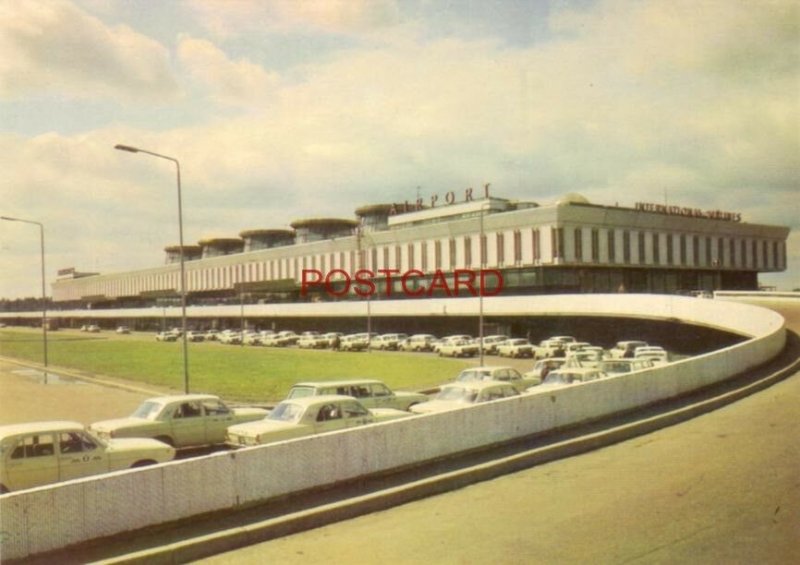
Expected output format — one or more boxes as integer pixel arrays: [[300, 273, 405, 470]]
[[196, 301, 800, 565]]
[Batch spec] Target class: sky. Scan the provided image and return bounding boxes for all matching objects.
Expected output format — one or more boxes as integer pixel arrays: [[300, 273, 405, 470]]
[[0, 0, 798, 299]]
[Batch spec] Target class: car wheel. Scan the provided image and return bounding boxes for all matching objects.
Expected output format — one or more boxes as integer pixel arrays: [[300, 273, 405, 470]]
[[131, 459, 158, 468]]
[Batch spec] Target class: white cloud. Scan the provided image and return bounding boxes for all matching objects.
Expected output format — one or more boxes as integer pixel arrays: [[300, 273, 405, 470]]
[[183, 0, 400, 38], [1, 0, 798, 297], [0, 0, 179, 101], [177, 36, 280, 106]]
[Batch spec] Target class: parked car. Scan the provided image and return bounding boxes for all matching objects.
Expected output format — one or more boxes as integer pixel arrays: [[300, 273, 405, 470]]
[[438, 338, 479, 358], [225, 395, 410, 448], [533, 368, 604, 389], [370, 333, 409, 351], [609, 340, 649, 359], [0, 421, 175, 493], [634, 346, 669, 365], [322, 332, 343, 348], [533, 339, 568, 359], [242, 331, 262, 345], [297, 333, 329, 349], [340, 333, 373, 351], [597, 359, 654, 376], [479, 335, 509, 355], [86, 324, 101, 333], [263, 330, 298, 347], [218, 330, 243, 345], [398, 334, 438, 352], [527, 358, 567, 383], [286, 379, 429, 411], [155, 331, 178, 342], [454, 366, 539, 392], [115, 326, 131, 334], [186, 330, 206, 342], [564, 349, 605, 368], [204, 329, 220, 341], [434, 335, 472, 353], [496, 338, 534, 358], [89, 394, 268, 448], [410, 381, 519, 414]]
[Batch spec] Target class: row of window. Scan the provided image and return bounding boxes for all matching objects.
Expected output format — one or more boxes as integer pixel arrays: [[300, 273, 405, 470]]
[[54, 227, 785, 301], [553, 227, 785, 270]]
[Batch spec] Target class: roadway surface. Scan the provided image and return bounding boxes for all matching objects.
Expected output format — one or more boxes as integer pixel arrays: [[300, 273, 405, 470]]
[[197, 301, 800, 564]]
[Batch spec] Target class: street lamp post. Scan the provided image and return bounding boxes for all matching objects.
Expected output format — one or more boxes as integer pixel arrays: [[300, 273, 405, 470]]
[[114, 144, 190, 393], [1, 216, 48, 383], [478, 198, 493, 366]]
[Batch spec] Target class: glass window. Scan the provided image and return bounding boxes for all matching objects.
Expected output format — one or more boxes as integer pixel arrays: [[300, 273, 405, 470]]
[[591, 229, 599, 263], [464, 237, 472, 267], [435, 240, 442, 270], [653, 233, 661, 263], [496, 232, 504, 265], [11, 434, 55, 459], [59, 432, 97, 454], [341, 401, 369, 418], [370, 384, 391, 397], [574, 228, 583, 262], [449, 238, 456, 269], [623, 230, 631, 264], [532, 229, 541, 261], [666, 235, 673, 265], [513, 230, 522, 263], [174, 402, 202, 419], [202, 400, 230, 416], [607, 230, 616, 263]]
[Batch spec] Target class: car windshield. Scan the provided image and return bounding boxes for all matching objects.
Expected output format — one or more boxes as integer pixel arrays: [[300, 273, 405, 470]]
[[131, 401, 163, 420], [456, 370, 491, 382], [268, 402, 304, 423], [436, 386, 479, 403], [287, 387, 315, 399]]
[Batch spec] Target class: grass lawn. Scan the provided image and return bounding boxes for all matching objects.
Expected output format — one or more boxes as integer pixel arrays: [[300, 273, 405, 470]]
[[0, 329, 473, 402]]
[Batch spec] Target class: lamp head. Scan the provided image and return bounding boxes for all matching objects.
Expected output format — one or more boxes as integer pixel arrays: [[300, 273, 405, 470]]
[[114, 144, 140, 153]]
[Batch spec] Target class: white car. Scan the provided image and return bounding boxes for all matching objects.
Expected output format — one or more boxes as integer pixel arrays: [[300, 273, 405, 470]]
[[496, 338, 534, 358], [90, 394, 267, 448], [534, 368, 604, 389], [534, 339, 568, 359], [399, 334, 438, 352], [524, 358, 567, 382], [370, 333, 409, 351], [438, 338, 479, 357], [598, 359, 654, 376], [286, 379, 429, 411], [479, 335, 509, 355], [434, 335, 473, 353], [219, 330, 243, 345], [609, 340, 649, 359], [297, 333, 329, 349], [186, 330, 206, 342], [454, 366, 539, 392], [155, 331, 178, 342], [115, 326, 131, 334], [0, 421, 175, 493], [410, 381, 519, 414], [634, 346, 670, 365], [226, 395, 410, 447]]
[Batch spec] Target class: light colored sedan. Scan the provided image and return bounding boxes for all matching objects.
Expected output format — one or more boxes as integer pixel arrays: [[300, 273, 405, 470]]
[[90, 394, 267, 448], [0, 421, 175, 493], [410, 381, 519, 414], [225, 395, 410, 448], [455, 366, 539, 392], [437, 338, 479, 358], [496, 338, 534, 358], [286, 379, 429, 411]]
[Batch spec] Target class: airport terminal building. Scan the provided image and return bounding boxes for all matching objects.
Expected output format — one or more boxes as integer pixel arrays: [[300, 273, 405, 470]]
[[51, 192, 789, 308]]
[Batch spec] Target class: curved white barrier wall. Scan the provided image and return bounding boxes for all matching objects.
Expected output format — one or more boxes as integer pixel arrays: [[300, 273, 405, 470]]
[[0, 295, 786, 560]]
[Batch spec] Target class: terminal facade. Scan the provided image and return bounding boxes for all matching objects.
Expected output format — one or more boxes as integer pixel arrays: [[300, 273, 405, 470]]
[[51, 192, 790, 308]]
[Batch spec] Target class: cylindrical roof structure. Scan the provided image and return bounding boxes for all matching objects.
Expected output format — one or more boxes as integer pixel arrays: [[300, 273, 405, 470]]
[[239, 229, 296, 252], [290, 218, 358, 243], [355, 204, 397, 233], [163, 245, 202, 264], [197, 237, 244, 259]]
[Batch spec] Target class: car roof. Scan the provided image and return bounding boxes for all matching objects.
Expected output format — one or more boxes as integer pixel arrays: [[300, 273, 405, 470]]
[[291, 379, 383, 388], [279, 394, 363, 407], [0, 421, 84, 439], [460, 366, 514, 372], [442, 380, 514, 391], [144, 394, 220, 404]]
